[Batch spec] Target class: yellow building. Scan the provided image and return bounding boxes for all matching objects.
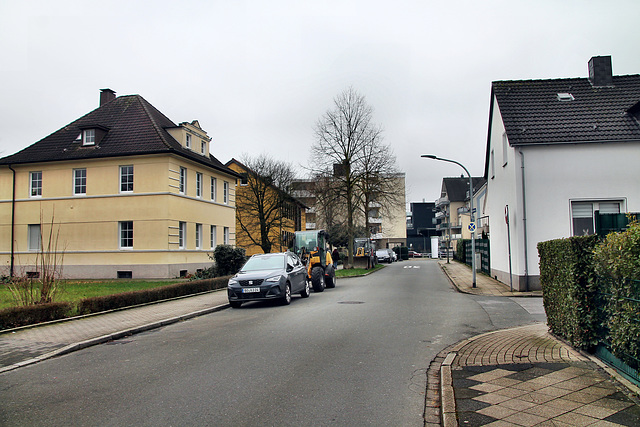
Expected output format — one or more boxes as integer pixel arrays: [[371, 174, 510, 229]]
[[226, 159, 306, 256], [0, 89, 240, 279]]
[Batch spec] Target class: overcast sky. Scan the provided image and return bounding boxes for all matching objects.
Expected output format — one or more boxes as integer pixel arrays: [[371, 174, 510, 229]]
[[2, 0, 639, 205]]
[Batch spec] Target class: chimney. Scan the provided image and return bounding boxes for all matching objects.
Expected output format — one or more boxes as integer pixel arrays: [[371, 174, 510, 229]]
[[588, 56, 613, 87], [100, 88, 116, 106]]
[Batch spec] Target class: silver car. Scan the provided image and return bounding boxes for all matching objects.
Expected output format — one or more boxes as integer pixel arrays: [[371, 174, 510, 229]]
[[227, 252, 310, 308]]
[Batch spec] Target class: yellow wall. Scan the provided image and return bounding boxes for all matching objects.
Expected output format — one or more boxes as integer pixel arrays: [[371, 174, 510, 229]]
[[0, 154, 237, 278]]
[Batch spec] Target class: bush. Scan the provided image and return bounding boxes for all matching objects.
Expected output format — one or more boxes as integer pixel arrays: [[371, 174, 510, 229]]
[[213, 245, 246, 276], [593, 218, 640, 369], [537, 235, 600, 350], [0, 301, 73, 330]]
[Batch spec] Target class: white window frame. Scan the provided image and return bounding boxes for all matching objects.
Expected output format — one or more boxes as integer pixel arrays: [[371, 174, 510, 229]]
[[28, 224, 41, 251], [119, 221, 133, 249], [196, 172, 203, 198], [502, 133, 508, 167], [223, 226, 230, 245], [210, 177, 217, 201], [120, 165, 134, 193], [196, 223, 202, 249], [30, 171, 42, 197], [490, 150, 495, 179], [571, 200, 623, 236], [83, 129, 95, 146], [201, 140, 206, 155], [179, 221, 186, 249], [210, 225, 217, 249], [73, 168, 86, 195], [186, 133, 192, 149], [179, 167, 187, 194], [223, 181, 229, 205]]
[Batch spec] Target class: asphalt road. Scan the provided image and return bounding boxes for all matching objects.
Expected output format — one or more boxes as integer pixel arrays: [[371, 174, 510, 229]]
[[0, 260, 544, 426]]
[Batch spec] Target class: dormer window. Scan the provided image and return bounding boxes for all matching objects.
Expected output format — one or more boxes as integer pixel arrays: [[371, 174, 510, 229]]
[[201, 140, 206, 155], [186, 134, 192, 149], [83, 129, 96, 146]]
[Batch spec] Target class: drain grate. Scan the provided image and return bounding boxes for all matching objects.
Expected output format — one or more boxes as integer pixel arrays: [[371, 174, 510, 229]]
[[338, 301, 365, 304]]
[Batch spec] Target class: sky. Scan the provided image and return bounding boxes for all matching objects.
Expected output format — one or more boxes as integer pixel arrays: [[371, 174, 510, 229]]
[[2, 0, 640, 206]]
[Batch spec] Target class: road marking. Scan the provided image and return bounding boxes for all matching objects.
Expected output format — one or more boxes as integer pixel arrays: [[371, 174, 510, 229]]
[[403, 266, 421, 269]]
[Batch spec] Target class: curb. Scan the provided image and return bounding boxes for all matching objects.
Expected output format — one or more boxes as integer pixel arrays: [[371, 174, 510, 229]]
[[0, 302, 229, 374]]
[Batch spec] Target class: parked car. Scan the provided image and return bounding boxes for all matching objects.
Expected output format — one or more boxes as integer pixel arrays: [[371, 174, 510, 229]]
[[408, 250, 423, 258], [227, 252, 310, 308], [376, 249, 392, 263], [389, 249, 398, 262]]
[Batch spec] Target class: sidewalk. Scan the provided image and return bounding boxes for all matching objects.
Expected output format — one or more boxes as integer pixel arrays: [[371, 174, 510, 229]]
[[432, 260, 640, 426], [0, 290, 230, 374]]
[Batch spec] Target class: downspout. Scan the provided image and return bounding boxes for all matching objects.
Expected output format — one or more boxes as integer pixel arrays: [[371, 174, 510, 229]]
[[8, 165, 16, 277], [518, 150, 529, 292]]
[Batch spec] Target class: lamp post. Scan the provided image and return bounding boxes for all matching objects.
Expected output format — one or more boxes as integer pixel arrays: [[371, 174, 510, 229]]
[[422, 154, 476, 288]]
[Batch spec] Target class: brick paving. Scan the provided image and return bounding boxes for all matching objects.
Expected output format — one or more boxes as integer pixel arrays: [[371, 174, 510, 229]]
[[437, 260, 640, 426]]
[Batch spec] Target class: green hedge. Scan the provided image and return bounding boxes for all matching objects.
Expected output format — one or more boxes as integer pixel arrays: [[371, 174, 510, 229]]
[[0, 277, 230, 330], [537, 235, 600, 350]]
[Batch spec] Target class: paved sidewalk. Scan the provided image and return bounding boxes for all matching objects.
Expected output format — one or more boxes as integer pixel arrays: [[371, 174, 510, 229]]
[[434, 260, 640, 426], [0, 290, 230, 374]]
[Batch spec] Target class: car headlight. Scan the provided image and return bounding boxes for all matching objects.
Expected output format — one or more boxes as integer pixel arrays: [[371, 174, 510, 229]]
[[265, 276, 281, 282], [228, 277, 238, 285]]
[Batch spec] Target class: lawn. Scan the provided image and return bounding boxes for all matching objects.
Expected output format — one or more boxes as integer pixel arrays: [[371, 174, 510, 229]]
[[336, 263, 384, 277], [0, 279, 182, 311]]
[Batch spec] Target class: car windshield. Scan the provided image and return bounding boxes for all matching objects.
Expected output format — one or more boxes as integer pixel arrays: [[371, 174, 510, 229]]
[[241, 254, 285, 272]]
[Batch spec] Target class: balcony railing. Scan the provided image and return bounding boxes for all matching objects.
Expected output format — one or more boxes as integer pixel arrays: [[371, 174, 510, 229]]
[[435, 197, 450, 207]]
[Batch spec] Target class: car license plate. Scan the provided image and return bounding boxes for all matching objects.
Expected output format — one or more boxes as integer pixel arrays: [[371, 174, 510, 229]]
[[242, 287, 260, 293]]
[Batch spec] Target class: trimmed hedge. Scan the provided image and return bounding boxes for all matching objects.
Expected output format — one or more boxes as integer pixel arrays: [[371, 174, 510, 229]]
[[537, 235, 600, 350], [0, 276, 230, 330], [0, 301, 74, 330]]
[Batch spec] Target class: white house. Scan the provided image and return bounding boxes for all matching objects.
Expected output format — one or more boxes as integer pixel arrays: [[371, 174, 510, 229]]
[[484, 56, 640, 291]]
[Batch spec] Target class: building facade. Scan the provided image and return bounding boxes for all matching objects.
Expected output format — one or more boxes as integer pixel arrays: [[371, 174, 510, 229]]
[[484, 56, 640, 290], [0, 89, 240, 279]]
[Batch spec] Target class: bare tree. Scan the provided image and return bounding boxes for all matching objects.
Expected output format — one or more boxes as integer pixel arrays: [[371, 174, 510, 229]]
[[311, 87, 384, 267], [234, 154, 297, 254]]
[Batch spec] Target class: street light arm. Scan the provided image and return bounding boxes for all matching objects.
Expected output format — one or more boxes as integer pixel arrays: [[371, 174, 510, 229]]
[[421, 155, 470, 177]]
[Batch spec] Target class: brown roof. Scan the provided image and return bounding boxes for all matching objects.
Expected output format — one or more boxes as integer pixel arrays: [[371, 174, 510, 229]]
[[0, 94, 240, 178]]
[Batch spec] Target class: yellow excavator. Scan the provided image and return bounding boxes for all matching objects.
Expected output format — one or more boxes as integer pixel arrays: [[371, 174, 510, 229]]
[[354, 237, 376, 269], [294, 230, 336, 292]]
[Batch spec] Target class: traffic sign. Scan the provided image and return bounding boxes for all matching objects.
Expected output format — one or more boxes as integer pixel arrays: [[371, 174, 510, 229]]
[[468, 222, 476, 232]]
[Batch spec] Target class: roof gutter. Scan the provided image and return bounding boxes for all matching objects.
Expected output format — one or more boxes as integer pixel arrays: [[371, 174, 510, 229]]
[[8, 165, 16, 277]]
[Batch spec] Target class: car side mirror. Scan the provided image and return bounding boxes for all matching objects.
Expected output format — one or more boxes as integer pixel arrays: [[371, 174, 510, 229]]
[[286, 265, 293, 272]]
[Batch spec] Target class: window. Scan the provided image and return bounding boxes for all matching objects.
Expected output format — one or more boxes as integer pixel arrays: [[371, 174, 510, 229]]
[[119, 221, 133, 249], [210, 225, 217, 249], [196, 223, 202, 249], [180, 167, 186, 194], [201, 141, 206, 155], [240, 173, 248, 186], [223, 181, 229, 204], [120, 165, 133, 192], [196, 172, 203, 198], [223, 226, 230, 245], [30, 171, 42, 197], [186, 134, 191, 149], [73, 168, 86, 195], [28, 224, 41, 251], [502, 133, 508, 167], [179, 221, 186, 249], [571, 201, 622, 236], [490, 150, 495, 179], [83, 129, 95, 146], [210, 177, 217, 201]]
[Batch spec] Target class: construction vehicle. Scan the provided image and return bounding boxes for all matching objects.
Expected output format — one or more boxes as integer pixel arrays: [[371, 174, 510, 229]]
[[293, 230, 336, 292], [354, 237, 376, 269]]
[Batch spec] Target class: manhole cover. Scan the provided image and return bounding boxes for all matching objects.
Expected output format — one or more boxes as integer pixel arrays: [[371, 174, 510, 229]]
[[338, 301, 365, 304]]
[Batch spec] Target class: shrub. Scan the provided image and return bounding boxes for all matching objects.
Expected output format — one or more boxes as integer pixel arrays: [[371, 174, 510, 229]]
[[537, 235, 600, 350], [213, 245, 246, 276], [0, 301, 73, 330], [593, 217, 640, 369]]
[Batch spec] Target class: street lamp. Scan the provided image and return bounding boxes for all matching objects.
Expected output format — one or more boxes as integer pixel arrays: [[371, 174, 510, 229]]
[[422, 154, 476, 288]]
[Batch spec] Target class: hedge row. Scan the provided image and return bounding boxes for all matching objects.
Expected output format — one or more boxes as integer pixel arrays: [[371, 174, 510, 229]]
[[0, 276, 230, 331], [538, 219, 640, 370]]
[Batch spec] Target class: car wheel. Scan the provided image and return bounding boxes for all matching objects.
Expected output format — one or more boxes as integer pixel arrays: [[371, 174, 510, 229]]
[[311, 266, 325, 292], [281, 282, 292, 305], [229, 301, 242, 308], [300, 280, 310, 298]]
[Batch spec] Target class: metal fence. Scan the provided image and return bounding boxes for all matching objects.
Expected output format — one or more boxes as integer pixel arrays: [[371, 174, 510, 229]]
[[455, 239, 490, 275]]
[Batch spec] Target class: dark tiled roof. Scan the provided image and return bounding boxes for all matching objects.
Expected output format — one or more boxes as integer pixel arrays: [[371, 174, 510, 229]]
[[442, 177, 485, 202], [493, 74, 640, 146], [0, 94, 240, 177]]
